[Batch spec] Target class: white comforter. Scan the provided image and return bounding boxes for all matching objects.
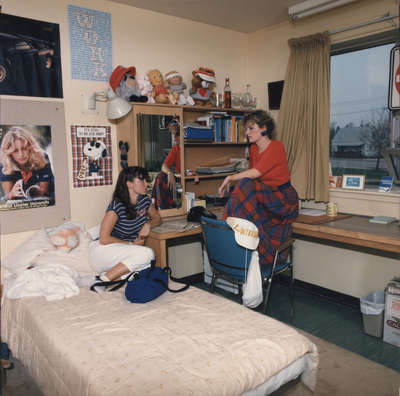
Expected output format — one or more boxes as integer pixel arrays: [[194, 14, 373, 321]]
[[2, 285, 318, 396]]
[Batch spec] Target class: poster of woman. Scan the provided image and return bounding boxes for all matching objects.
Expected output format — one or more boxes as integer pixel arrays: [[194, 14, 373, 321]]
[[0, 125, 55, 210]]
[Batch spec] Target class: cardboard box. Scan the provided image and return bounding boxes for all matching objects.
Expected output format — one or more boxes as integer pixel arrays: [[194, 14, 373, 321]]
[[383, 291, 400, 347]]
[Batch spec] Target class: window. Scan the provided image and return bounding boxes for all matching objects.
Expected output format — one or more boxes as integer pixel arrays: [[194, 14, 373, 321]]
[[330, 32, 396, 186]]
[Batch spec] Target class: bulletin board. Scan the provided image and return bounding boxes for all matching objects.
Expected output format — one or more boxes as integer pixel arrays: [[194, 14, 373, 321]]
[[0, 98, 70, 234]]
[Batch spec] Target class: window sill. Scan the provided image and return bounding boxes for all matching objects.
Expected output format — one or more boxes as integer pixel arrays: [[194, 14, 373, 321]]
[[329, 186, 400, 219]]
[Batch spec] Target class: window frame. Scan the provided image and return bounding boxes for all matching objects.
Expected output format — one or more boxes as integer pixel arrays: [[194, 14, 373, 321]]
[[329, 29, 398, 186]]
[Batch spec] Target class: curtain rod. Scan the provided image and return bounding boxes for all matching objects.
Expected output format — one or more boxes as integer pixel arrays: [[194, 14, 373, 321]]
[[330, 13, 399, 35]]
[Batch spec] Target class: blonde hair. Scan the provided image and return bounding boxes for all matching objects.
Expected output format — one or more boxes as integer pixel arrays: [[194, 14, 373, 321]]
[[0, 126, 47, 175]]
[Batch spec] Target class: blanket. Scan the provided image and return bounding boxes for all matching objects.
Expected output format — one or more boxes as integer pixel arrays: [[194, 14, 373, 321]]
[[2, 285, 318, 396], [6, 263, 79, 301], [223, 178, 299, 269]]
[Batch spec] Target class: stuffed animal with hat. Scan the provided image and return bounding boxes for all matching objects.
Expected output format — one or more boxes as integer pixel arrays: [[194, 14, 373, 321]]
[[109, 65, 148, 103], [189, 67, 216, 106], [147, 69, 170, 104], [165, 70, 187, 105]]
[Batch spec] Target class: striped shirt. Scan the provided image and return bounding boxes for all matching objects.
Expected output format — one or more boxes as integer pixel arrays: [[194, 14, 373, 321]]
[[107, 196, 151, 242]]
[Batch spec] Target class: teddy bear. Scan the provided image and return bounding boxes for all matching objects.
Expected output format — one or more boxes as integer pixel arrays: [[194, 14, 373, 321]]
[[109, 65, 148, 103], [147, 69, 170, 104], [189, 67, 216, 106], [165, 70, 187, 105], [49, 226, 81, 252]]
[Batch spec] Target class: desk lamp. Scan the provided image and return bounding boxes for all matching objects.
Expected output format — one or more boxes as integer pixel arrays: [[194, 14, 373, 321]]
[[88, 88, 132, 120]]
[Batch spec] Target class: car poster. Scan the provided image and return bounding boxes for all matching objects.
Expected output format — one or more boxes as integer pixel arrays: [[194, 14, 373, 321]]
[[0, 13, 62, 98], [0, 124, 55, 211]]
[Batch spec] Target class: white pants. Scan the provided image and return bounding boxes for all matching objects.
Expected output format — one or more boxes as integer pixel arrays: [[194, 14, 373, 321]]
[[89, 241, 154, 274]]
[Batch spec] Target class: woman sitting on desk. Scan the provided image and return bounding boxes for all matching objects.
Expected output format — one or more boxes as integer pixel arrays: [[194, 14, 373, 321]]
[[152, 119, 181, 209], [90, 166, 161, 290], [218, 110, 299, 268]]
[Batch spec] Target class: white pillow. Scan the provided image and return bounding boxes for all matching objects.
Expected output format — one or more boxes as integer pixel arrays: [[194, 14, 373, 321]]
[[3, 228, 56, 276]]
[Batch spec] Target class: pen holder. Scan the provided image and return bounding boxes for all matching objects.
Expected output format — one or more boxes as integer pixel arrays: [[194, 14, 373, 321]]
[[326, 202, 338, 217]]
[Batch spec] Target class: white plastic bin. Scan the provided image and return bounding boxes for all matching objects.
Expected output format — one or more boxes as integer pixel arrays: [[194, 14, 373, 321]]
[[360, 291, 385, 338]]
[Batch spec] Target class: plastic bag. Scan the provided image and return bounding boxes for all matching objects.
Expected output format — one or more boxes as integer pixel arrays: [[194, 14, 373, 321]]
[[360, 290, 385, 315], [242, 250, 263, 308]]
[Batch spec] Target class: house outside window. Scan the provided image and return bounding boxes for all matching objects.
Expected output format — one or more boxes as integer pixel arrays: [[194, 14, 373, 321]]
[[330, 32, 396, 185]]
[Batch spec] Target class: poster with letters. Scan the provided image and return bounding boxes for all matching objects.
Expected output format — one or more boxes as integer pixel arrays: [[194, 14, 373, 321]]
[[71, 125, 112, 188], [68, 5, 112, 81], [0, 124, 55, 211]]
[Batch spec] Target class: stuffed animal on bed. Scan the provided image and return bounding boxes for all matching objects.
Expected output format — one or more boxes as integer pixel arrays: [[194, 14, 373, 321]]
[[189, 67, 216, 106], [49, 226, 81, 252], [109, 65, 148, 103], [147, 69, 170, 104]]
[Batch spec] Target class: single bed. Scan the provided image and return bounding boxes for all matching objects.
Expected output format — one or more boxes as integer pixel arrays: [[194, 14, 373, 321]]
[[1, 225, 318, 396]]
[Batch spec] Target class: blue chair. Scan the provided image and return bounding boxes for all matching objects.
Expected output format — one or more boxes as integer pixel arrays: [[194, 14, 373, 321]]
[[201, 216, 295, 317]]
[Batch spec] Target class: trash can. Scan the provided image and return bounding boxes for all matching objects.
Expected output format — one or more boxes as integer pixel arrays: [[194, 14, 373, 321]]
[[360, 291, 385, 338]]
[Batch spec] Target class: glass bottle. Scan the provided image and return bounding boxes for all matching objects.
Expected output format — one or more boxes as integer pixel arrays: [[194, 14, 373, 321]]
[[223, 77, 231, 108], [241, 84, 253, 110]]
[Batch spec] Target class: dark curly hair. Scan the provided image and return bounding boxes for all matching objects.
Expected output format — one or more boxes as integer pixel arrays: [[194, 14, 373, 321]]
[[243, 110, 275, 139], [113, 166, 151, 219]]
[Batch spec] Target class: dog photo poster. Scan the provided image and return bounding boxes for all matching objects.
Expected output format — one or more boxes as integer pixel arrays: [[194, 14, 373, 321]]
[[71, 125, 112, 188], [0, 124, 55, 211]]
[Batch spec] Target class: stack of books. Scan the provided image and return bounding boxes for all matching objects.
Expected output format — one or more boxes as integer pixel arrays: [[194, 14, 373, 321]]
[[184, 123, 214, 142]]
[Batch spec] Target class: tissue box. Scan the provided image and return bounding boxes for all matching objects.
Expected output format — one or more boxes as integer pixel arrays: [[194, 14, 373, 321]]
[[383, 290, 400, 347]]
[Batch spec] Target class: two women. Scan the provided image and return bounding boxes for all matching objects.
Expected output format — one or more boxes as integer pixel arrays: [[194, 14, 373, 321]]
[[218, 110, 298, 268]]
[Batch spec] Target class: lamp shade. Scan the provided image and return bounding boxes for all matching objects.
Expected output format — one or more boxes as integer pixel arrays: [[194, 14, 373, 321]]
[[106, 88, 132, 120]]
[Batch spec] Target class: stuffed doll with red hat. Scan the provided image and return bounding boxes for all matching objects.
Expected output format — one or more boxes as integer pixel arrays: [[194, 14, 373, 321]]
[[109, 65, 148, 102], [189, 67, 216, 106]]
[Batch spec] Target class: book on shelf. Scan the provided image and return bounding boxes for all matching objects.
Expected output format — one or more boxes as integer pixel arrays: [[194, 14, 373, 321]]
[[212, 114, 246, 143], [369, 216, 397, 224]]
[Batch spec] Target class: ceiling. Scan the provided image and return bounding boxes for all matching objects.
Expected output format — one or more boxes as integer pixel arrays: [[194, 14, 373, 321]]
[[107, 0, 308, 33]]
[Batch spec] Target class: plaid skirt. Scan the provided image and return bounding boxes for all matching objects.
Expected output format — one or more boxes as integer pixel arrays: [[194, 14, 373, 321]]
[[151, 171, 177, 210], [222, 178, 299, 270]]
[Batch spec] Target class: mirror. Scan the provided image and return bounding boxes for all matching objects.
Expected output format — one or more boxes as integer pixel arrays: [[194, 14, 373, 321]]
[[136, 109, 184, 214]]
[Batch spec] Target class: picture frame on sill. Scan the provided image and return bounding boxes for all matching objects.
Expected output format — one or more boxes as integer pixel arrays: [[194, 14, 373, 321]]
[[342, 174, 365, 190]]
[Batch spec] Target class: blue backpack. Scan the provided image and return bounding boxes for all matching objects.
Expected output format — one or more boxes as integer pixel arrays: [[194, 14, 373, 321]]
[[90, 263, 189, 303]]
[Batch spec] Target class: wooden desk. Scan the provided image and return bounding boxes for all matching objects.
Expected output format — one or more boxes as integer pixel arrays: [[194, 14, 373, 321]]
[[147, 215, 400, 268], [293, 216, 400, 254], [146, 218, 202, 268]]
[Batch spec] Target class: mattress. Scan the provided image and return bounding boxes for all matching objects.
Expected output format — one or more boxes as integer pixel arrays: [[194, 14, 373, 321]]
[[2, 284, 318, 396]]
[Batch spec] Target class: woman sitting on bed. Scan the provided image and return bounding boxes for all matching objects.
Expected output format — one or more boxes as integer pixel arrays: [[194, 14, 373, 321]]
[[218, 110, 299, 269], [90, 166, 161, 288]]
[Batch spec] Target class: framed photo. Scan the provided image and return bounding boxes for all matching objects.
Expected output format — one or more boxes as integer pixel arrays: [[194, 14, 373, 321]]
[[342, 175, 365, 190]]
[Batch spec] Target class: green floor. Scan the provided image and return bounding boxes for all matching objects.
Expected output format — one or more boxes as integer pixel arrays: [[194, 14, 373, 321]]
[[194, 279, 400, 373]]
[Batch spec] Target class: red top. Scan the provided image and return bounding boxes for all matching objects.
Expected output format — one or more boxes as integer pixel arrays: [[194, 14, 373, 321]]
[[249, 140, 290, 186], [163, 145, 181, 173]]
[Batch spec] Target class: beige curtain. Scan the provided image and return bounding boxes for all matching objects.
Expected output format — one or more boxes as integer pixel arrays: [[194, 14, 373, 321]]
[[277, 32, 330, 202]]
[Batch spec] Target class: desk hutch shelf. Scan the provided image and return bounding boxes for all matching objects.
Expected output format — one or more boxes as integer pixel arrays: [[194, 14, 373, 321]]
[[116, 103, 250, 214]]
